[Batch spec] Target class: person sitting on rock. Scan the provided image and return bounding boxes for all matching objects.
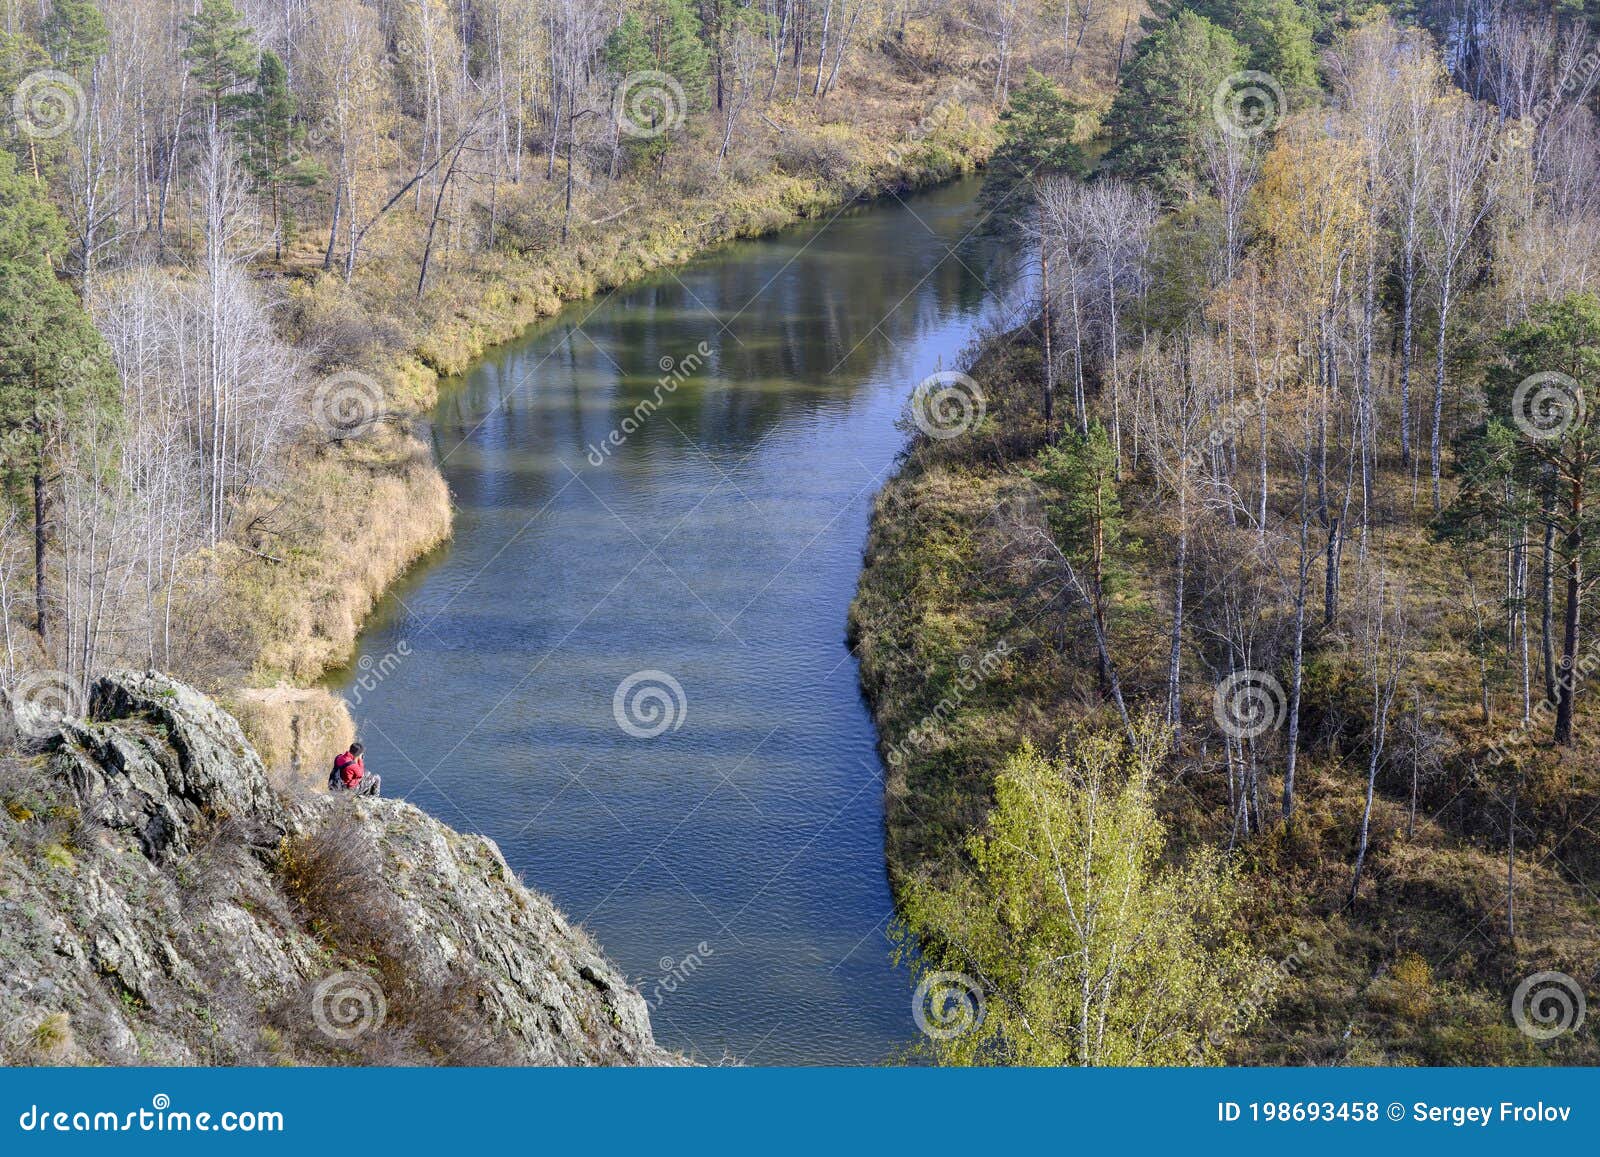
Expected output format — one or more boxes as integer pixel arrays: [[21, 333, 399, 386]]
[[331, 741, 381, 797]]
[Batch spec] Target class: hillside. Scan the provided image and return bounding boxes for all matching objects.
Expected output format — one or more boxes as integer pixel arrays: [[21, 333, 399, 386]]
[[852, 5, 1600, 1065], [0, 671, 674, 1065]]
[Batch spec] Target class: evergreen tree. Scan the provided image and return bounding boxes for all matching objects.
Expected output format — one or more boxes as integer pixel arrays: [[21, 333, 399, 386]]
[[1029, 422, 1136, 696], [605, 13, 660, 172], [660, 0, 711, 116], [1103, 11, 1246, 200], [981, 70, 1086, 214], [242, 50, 322, 260], [0, 149, 67, 264], [182, 0, 259, 127], [1440, 294, 1600, 746], [1191, 0, 1318, 89], [42, 0, 107, 72], [1030, 420, 1132, 588], [0, 260, 119, 640], [606, 2, 710, 175], [605, 13, 656, 92]]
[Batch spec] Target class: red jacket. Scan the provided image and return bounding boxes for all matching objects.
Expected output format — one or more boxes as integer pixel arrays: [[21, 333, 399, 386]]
[[334, 752, 365, 789]]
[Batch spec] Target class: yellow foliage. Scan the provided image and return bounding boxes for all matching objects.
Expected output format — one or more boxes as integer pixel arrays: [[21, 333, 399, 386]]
[[1249, 122, 1372, 305]]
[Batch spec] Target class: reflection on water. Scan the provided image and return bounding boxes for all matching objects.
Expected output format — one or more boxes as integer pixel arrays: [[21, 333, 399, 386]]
[[336, 177, 1029, 1064]]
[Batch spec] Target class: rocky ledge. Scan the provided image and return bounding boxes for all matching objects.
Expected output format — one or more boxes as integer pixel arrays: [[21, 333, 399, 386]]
[[0, 671, 676, 1066]]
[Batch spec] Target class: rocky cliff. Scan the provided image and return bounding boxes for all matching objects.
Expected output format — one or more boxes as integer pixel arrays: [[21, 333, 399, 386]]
[[0, 671, 675, 1066]]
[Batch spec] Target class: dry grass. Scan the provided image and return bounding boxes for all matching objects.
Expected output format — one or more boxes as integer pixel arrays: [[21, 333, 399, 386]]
[[179, 425, 451, 689], [230, 686, 355, 792], [274, 811, 520, 1065], [852, 322, 1600, 1066]]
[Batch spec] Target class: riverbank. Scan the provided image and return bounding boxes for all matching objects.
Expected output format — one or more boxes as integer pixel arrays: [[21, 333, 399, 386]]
[[850, 322, 1600, 1066], [221, 101, 997, 768], [324, 176, 1022, 1063]]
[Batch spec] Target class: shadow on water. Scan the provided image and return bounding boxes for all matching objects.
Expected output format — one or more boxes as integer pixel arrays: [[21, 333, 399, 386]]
[[334, 176, 1032, 1064]]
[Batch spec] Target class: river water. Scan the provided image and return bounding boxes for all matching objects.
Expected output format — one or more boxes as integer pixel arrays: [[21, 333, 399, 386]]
[[335, 176, 1028, 1064]]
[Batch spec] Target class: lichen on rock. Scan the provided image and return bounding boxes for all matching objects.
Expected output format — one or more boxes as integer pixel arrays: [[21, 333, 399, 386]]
[[0, 670, 676, 1066]]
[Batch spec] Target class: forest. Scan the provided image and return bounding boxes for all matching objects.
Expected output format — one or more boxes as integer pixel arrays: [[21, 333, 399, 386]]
[[1, 0, 1599, 1068], [855, 0, 1600, 1064]]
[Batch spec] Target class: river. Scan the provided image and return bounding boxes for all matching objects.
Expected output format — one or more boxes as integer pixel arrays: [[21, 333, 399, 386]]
[[334, 176, 1029, 1064]]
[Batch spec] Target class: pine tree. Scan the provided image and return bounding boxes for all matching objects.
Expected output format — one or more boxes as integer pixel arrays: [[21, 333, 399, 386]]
[[1190, 0, 1317, 89], [982, 70, 1086, 213], [42, 0, 108, 72], [182, 0, 259, 128], [242, 50, 322, 260], [0, 260, 119, 641], [1103, 11, 1246, 200], [1440, 294, 1600, 746], [1029, 422, 1136, 701], [660, 0, 711, 115], [0, 150, 67, 264]]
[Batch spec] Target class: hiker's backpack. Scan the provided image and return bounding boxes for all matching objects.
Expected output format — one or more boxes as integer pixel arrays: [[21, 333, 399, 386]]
[[328, 758, 345, 791]]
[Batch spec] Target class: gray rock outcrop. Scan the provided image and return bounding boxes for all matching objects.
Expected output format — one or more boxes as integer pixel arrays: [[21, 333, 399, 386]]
[[0, 670, 675, 1066]]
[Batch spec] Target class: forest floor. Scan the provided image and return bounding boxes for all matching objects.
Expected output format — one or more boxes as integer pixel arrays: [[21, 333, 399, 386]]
[[850, 325, 1600, 1066]]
